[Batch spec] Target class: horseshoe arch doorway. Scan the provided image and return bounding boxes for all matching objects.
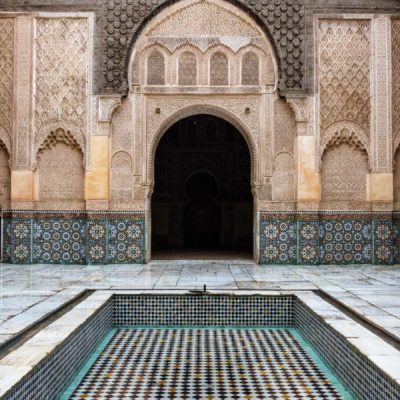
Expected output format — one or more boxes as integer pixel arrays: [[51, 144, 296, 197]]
[[151, 114, 253, 260]]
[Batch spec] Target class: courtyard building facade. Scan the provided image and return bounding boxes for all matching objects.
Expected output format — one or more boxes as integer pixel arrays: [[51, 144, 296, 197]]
[[0, 0, 399, 264]]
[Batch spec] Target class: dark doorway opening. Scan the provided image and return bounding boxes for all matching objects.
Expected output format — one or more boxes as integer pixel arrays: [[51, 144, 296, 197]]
[[151, 114, 253, 259]]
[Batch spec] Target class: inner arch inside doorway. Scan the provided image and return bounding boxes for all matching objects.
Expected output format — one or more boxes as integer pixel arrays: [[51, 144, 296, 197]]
[[151, 114, 253, 260]]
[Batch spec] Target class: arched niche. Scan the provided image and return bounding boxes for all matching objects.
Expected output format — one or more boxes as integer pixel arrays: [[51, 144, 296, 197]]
[[321, 141, 369, 206], [36, 128, 85, 209]]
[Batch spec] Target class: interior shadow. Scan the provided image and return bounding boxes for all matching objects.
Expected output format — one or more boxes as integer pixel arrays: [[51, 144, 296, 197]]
[[151, 114, 253, 260]]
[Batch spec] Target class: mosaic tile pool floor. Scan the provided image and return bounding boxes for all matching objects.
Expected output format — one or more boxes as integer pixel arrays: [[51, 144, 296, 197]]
[[62, 328, 353, 400]]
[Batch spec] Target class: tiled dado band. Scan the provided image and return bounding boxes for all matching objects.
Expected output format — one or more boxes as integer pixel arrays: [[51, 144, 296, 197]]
[[1, 210, 145, 264], [259, 211, 400, 265]]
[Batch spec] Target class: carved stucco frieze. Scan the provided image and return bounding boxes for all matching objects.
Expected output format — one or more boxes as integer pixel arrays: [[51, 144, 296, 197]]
[[102, 0, 305, 93]]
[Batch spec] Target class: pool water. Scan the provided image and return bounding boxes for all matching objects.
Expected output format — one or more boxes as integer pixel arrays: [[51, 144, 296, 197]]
[[61, 327, 353, 400]]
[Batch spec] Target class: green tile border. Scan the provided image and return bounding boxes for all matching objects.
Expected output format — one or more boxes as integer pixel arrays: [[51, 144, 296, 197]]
[[59, 329, 117, 400]]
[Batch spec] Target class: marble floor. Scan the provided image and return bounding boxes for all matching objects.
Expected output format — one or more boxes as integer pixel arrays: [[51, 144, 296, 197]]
[[0, 261, 399, 345]]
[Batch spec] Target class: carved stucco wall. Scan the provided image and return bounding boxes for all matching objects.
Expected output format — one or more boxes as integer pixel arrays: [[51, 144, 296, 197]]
[[34, 17, 89, 158], [272, 153, 295, 202], [110, 98, 134, 206], [318, 19, 371, 138], [147, 50, 165, 85], [274, 99, 295, 155], [125, 0, 278, 202], [111, 151, 133, 203], [132, 0, 277, 88], [103, 0, 305, 93], [242, 52, 259, 85], [272, 99, 295, 202], [318, 19, 371, 206], [393, 19, 400, 165], [37, 130, 84, 205], [178, 51, 197, 86], [393, 19, 400, 207], [395, 149, 400, 203], [321, 143, 368, 203], [0, 18, 14, 155], [111, 99, 133, 155], [0, 143, 10, 208]]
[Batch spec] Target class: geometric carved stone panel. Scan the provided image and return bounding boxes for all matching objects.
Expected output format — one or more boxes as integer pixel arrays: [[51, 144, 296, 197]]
[[392, 19, 400, 155], [321, 143, 367, 202], [0, 144, 10, 208], [178, 51, 197, 86], [111, 151, 133, 202], [242, 52, 259, 85], [272, 153, 295, 201], [210, 52, 229, 85], [274, 99, 295, 155], [35, 18, 89, 151], [37, 141, 84, 202], [147, 51, 165, 85], [395, 149, 400, 203], [318, 19, 371, 137], [0, 18, 14, 142]]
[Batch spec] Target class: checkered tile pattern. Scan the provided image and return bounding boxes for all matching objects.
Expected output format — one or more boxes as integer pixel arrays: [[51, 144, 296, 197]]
[[70, 328, 344, 400]]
